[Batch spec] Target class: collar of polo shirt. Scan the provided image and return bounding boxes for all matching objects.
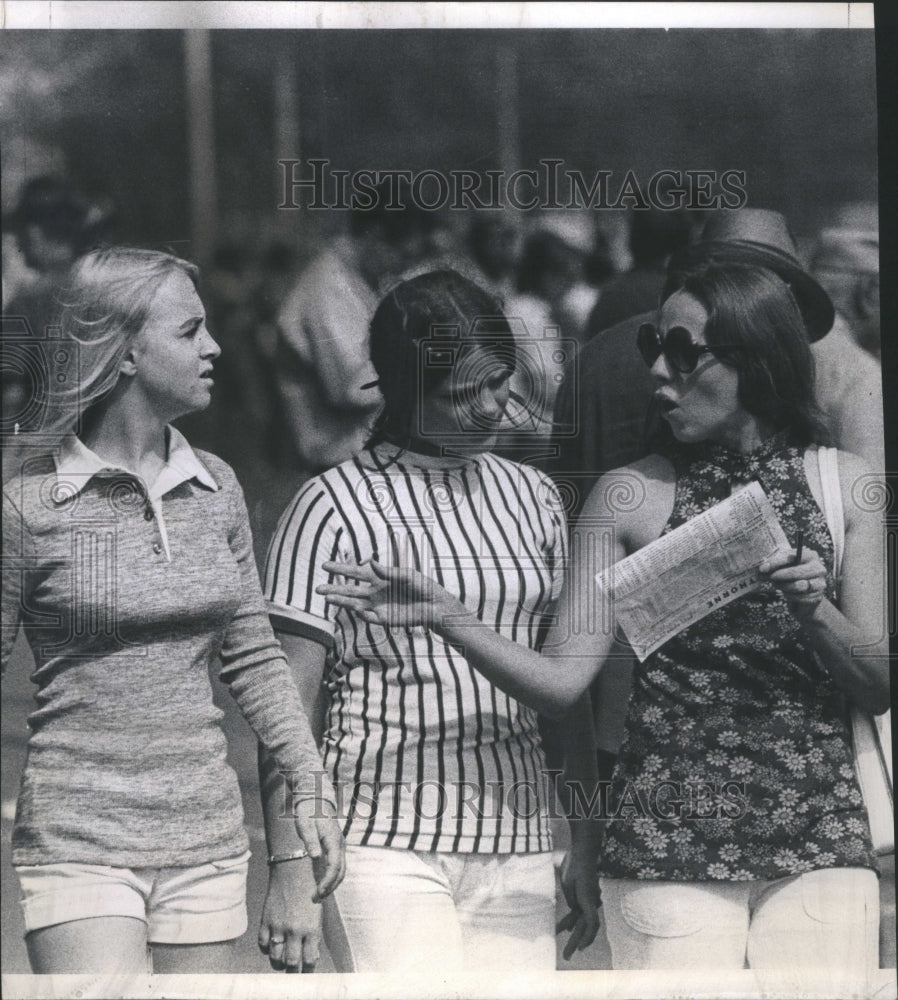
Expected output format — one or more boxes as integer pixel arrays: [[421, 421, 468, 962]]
[[53, 425, 219, 501]]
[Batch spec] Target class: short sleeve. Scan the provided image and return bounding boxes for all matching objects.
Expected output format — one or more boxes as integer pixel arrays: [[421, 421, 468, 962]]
[[264, 478, 346, 646]]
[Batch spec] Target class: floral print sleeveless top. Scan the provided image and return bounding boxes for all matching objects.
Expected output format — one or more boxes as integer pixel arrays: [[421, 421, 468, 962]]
[[599, 435, 877, 882]]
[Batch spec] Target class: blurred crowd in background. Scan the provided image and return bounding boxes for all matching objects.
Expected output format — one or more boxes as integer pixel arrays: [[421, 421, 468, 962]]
[[1, 170, 883, 562]]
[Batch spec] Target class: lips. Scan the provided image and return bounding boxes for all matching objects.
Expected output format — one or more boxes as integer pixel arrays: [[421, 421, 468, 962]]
[[654, 392, 678, 414]]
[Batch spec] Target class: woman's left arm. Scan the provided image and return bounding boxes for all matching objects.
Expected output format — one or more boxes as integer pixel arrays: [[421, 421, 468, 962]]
[[551, 694, 602, 960], [760, 451, 890, 714], [216, 472, 343, 876]]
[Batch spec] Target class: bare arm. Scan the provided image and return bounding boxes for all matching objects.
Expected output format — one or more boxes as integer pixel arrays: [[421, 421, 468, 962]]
[[759, 451, 890, 714], [550, 694, 602, 959], [316, 467, 651, 719]]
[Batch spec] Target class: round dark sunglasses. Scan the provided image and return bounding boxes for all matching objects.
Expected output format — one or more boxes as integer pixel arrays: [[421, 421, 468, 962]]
[[637, 323, 741, 375]]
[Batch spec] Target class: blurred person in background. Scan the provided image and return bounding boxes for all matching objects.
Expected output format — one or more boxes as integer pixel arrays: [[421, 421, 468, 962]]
[[495, 218, 600, 456], [807, 202, 883, 471], [252, 239, 304, 466], [584, 205, 697, 337], [811, 202, 880, 361], [2, 176, 112, 443], [465, 211, 521, 302], [275, 180, 435, 478], [501, 229, 580, 450], [524, 213, 603, 348]]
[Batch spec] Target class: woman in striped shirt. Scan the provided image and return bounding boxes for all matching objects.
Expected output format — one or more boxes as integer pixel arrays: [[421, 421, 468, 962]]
[[261, 269, 600, 974]]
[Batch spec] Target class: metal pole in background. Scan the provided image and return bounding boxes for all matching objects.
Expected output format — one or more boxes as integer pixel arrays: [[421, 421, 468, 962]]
[[183, 29, 217, 269], [274, 44, 301, 238], [497, 41, 521, 178]]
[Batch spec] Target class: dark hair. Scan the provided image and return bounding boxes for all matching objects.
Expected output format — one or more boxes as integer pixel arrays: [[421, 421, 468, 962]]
[[660, 263, 830, 446], [366, 269, 517, 448], [516, 231, 581, 296], [349, 177, 436, 243], [630, 207, 695, 267], [9, 176, 110, 254]]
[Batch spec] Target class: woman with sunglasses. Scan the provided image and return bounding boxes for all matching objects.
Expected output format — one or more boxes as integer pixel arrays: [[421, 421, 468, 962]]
[[320, 262, 888, 975], [262, 269, 600, 975], [1, 247, 343, 974]]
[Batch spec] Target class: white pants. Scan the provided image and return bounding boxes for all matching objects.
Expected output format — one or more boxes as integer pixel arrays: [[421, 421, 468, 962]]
[[324, 845, 556, 974], [601, 868, 879, 973]]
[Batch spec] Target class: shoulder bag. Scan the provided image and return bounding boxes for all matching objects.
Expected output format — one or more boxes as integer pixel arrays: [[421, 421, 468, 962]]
[[816, 445, 893, 855]]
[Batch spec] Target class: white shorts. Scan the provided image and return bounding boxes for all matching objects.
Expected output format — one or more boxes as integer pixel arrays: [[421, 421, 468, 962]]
[[15, 851, 251, 945]]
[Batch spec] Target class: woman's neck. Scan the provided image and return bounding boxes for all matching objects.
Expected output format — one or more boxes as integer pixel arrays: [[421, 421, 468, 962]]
[[79, 395, 169, 484], [711, 413, 778, 455]]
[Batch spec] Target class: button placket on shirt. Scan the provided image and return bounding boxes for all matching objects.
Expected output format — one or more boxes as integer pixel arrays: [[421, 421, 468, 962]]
[[147, 503, 166, 557], [99, 473, 164, 559], [135, 490, 165, 558]]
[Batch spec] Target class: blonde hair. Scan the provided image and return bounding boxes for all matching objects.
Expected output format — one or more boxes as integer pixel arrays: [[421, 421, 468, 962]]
[[45, 247, 199, 438]]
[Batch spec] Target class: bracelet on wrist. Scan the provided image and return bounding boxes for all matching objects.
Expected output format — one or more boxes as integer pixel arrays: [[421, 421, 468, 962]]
[[267, 849, 309, 866]]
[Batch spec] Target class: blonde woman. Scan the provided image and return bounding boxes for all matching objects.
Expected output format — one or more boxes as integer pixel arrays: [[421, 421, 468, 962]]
[[2, 247, 343, 974]]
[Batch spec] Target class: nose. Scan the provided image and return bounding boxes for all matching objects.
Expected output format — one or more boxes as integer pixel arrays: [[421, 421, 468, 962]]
[[479, 379, 509, 419], [649, 351, 673, 384], [200, 324, 221, 360]]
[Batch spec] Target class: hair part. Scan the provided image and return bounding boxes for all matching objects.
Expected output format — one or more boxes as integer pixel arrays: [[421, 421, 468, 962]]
[[365, 269, 517, 449], [661, 263, 831, 447]]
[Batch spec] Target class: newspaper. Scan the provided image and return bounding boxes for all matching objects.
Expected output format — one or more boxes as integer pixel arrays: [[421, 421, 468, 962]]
[[595, 481, 790, 661]]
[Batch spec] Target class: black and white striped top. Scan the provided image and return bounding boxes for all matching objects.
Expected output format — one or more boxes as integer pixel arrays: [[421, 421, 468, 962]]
[[264, 444, 567, 854]]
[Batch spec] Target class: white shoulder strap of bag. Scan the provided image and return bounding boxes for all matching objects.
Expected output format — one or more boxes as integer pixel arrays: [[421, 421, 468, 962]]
[[816, 446, 844, 594], [815, 446, 893, 854]]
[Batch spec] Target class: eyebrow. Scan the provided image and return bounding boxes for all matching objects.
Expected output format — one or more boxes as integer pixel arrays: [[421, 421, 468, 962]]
[[179, 315, 205, 331]]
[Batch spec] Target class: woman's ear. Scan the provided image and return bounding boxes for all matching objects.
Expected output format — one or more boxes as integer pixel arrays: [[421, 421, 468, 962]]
[[119, 349, 138, 377]]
